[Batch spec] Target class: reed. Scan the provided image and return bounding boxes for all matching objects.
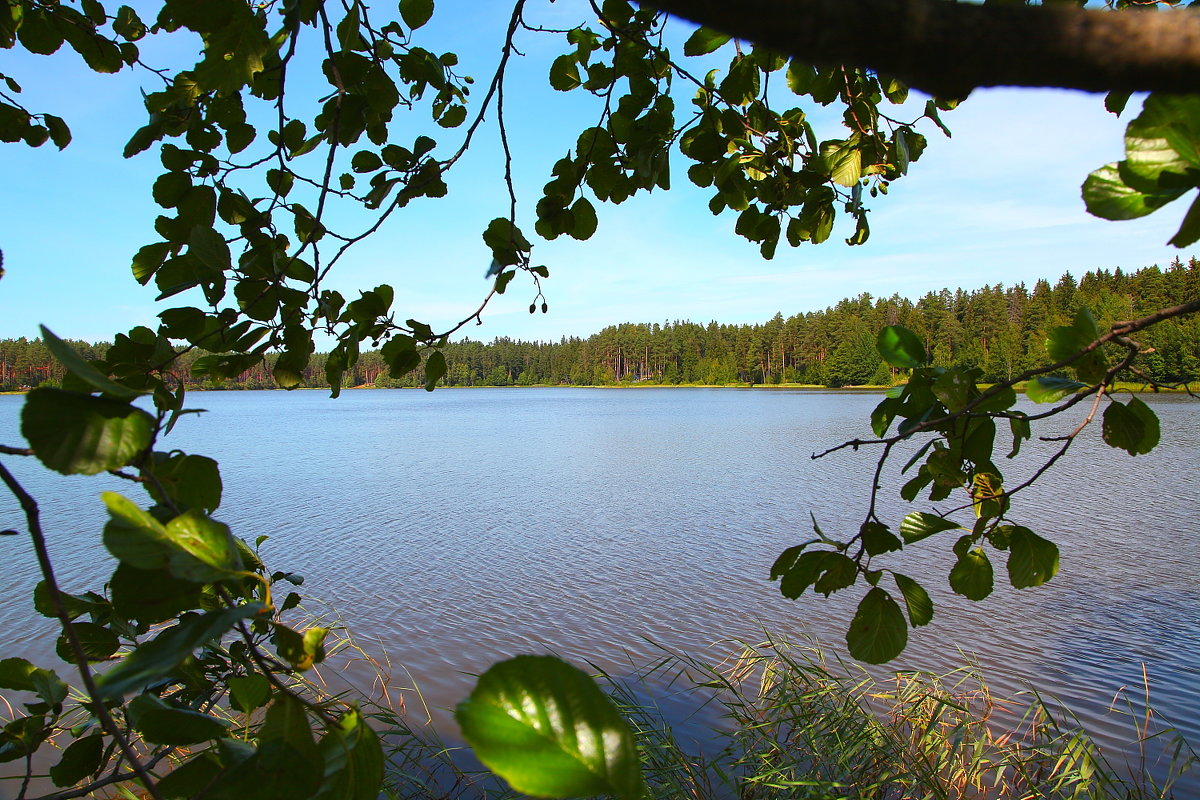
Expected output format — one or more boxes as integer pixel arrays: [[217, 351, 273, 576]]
[[54, 623, 1182, 800], [324, 628, 1194, 799], [586, 633, 1196, 800]]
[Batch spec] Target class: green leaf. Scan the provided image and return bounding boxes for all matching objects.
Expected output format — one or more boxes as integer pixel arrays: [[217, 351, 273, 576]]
[[1026, 376, 1087, 404], [1125, 396, 1161, 453], [39, 326, 141, 398], [350, 150, 382, 173], [95, 604, 264, 699], [314, 708, 384, 800], [56, 622, 119, 663], [1168, 191, 1200, 247], [769, 543, 809, 580], [1008, 413, 1031, 458], [870, 396, 900, 438], [150, 453, 223, 513], [254, 693, 325, 798], [549, 54, 581, 92], [1044, 308, 1107, 383], [0, 659, 68, 707], [898, 512, 960, 544], [876, 326, 926, 369], [424, 350, 446, 391], [975, 384, 1017, 413], [188, 225, 232, 273], [273, 624, 328, 671], [155, 753, 224, 799], [21, 389, 154, 475], [0, 716, 51, 764], [438, 104, 466, 128], [683, 26, 731, 57], [41, 113, 71, 149], [1103, 399, 1152, 456], [846, 587, 907, 664], [821, 139, 861, 187], [111, 563, 204, 623], [0, 658, 37, 691], [949, 544, 993, 601], [569, 197, 598, 240], [456, 655, 642, 800], [482, 217, 531, 267], [49, 734, 103, 787], [777, 550, 857, 599], [1083, 163, 1182, 220], [113, 5, 147, 41], [130, 694, 231, 745], [1105, 90, 1131, 116], [860, 522, 901, 556], [971, 471, 1006, 520], [1005, 526, 1059, 589], [932, 368, 975, 413], [229, 674, 271, 712], [102, 493, 245, 582], [893, 574, 933, 627], [399, 0, 434, 30]]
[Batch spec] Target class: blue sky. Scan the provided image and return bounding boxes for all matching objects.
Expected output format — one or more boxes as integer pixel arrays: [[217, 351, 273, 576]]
[[0, 1, 1190, 345]]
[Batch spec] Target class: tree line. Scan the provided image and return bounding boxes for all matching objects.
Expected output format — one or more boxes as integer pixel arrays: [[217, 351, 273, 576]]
[[4, 258, 1198, 392]]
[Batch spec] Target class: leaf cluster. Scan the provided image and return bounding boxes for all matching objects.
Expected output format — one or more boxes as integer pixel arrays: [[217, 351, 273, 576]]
[[771, 308, 1172, 663]]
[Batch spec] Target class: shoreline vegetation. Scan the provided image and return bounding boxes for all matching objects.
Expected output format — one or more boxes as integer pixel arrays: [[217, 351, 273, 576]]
[[305, 626, 1197, 799], [9, 381, 1200, 393], [4, 381, 1198, 395], [3, 261, 1198, 393]]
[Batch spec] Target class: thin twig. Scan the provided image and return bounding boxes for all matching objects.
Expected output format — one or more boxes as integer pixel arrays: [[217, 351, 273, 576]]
[[0, 462, 166, 800]]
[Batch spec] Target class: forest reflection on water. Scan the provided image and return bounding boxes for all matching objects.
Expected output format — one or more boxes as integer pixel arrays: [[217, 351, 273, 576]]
[[1, 387, 1196, 790]]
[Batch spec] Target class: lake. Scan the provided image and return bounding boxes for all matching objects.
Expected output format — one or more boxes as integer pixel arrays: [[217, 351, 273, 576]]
[[1, 388, 1197, 790]]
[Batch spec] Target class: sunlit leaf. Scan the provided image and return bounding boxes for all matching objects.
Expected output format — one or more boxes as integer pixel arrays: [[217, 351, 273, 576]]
[[456, 655, 642, 800], [898, 512, 960, 544], [876, 326, 926, 369], [102, 493, 244, 583], [893, 574, 933, 627], [1025, 376, 1086, 404], [683, 27, 731, 57]]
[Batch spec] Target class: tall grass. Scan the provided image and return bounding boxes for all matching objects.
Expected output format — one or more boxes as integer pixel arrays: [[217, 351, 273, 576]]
[[589, 633, 1196, 800], [343, 628, 1195, 799], [51, 620, 1180, 800]]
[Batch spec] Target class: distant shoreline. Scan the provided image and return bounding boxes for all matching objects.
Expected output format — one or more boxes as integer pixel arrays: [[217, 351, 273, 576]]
[[4, 382, 1197, 395]]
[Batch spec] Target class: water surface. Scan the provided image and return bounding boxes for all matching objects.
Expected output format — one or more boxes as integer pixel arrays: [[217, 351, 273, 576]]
[[1, 388, 1196, 789]]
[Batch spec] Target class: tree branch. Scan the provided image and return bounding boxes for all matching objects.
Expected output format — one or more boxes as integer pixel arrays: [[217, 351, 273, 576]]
[[0, 462, 165, 800], [643, 0, 1200, 97]]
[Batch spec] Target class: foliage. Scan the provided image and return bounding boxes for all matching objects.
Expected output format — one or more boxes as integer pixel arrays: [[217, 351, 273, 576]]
[[769, 301, 1195, 664], [1, 0, 1199, 799]]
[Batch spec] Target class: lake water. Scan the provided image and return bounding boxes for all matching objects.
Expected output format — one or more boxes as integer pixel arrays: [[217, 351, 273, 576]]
[[1, 388, 1197, 791]]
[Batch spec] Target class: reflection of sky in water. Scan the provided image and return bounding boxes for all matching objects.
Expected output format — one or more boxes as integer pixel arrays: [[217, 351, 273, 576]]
[[0, 389, 1196, 794]]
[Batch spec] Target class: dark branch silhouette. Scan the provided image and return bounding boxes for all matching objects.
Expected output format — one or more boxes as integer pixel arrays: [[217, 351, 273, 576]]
[[645, 0, 1200, 97]]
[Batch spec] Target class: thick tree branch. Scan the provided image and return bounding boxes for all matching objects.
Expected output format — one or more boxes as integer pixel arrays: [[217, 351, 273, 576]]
[[643, 0, 1200, 97]]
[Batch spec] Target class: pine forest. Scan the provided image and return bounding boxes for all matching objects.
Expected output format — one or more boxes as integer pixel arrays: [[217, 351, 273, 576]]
[[4, 260, 1198, 391]]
